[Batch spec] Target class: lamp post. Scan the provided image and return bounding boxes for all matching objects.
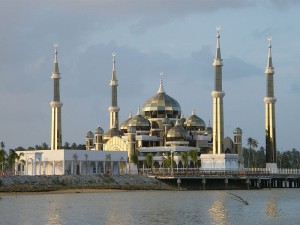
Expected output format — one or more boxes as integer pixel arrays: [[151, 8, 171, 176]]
[[171, 151, 173, 175]]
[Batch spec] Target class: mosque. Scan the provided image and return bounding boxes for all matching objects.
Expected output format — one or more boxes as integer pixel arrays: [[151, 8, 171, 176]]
[[16, 28, 277, 175]]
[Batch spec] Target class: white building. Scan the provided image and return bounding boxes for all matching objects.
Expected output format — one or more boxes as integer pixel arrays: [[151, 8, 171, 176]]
[[16, 150, 127, 176]]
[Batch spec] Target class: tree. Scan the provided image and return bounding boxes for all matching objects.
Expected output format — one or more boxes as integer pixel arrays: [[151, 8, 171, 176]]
[[7, 150, 24, 174], [255, 146, 266, 168], [41, 142, 49, 150], [188, 150, 198, 168], [163, 152, 172, 168], [71, 143, 78, 149], [145, 153, 153, 168], [0, 149, 7, 174], [247, 137, 258, 168], [131, 152, 139, 165], [0, 142, 5, 150], [180, 152, 188, 169], [63, 142, 70, 149], [131, 151, 140, 173]]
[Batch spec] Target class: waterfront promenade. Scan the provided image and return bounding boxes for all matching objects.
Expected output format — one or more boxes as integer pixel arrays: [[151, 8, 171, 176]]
[[146, 168, 300, 189]]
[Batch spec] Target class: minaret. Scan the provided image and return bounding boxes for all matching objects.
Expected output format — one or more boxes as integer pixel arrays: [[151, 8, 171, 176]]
[[50, 43, 63, 150], [264, 36, 277, 169], [211, 27, 225, 154], [108, 52, 120, 129], [233, 126, 243, 167]]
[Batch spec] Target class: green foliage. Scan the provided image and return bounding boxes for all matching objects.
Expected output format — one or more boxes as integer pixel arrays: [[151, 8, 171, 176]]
[[180, 152, 188, 168], [278, 148, 300, 169], [188, 150, 198, 167], [163, 154, 172, 168], [145, 153, 153, 168], [131, 151, 139, 165]]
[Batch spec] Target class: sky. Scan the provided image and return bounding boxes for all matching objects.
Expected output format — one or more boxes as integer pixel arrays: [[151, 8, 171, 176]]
[[0, 0, 299, 151]]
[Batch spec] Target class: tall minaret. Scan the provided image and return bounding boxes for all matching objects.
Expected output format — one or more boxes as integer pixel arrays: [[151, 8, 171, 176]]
[[109, 52, 120, 129], [211, 27, 225, 155], [264, 36, 277, 169], [50, 43, 63, 150]]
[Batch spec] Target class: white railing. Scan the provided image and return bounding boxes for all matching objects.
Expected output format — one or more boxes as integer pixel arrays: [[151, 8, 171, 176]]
[[140, 167, 300, 177]]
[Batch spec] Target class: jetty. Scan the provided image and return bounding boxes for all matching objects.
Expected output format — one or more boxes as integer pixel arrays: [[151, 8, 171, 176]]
[[146, 168, 300, 190]]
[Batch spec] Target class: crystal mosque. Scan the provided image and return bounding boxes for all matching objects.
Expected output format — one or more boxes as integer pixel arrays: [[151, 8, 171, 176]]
[[16, 28, 277, 175]]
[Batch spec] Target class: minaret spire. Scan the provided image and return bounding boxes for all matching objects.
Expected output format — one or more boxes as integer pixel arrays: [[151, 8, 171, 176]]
[[157, 72, 165, 94], [264, 36, 277, 169], [50, 43, 63, 150], [265, 36, 274, 73], [211, 26, 225, 154], [109, 52, 120, 129], [215, 26, 222, 61]]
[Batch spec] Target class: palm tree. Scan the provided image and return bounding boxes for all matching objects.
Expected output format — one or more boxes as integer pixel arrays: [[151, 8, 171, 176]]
[[145, 153, 153, 169], [131, 151, 140, 174], [188, 150, 198, 168], [247, 137, 258, 168], [180, 152, 188, 169], [7, 150, 24, 174], [0, 150, 7, 174], [163, 152, 172, 168]]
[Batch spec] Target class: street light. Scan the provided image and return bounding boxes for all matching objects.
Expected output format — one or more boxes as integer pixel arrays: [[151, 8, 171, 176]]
[[171, 151, 173, 175]]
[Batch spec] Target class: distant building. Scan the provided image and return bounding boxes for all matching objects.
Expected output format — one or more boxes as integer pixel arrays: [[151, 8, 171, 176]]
[[16, 29, 277, 175]]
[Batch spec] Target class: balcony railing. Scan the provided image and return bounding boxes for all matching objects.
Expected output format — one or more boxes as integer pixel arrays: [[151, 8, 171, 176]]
[[140, 167, 300, 178]]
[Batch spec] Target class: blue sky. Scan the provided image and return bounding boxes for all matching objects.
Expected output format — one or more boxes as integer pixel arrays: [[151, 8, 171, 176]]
[[0, 0, 299, 151]]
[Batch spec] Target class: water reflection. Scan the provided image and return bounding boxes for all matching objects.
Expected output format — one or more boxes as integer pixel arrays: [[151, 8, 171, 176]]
[[209, 200, 229, 225], [45, 200, 63, 225], [265, 199, 280, 218]]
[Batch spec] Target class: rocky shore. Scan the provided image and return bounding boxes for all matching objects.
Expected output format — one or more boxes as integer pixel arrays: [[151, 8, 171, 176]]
[[0, 175, 176, 192]]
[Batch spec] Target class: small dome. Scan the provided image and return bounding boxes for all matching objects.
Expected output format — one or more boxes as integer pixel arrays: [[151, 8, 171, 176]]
[[103, 127, 122, 140], [86, 131, 94, 139], [184, 110, 206, 131], [129, 107, 151, 131], [120, 112, 133, 133], [94, 126, 104, 135], [167, 120, 191, 142], [233, 126, 242, 135], [142, 76, 181, 119]]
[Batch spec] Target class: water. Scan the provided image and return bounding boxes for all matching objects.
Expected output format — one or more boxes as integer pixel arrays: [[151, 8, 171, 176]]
[[0, 189, 299, 225]]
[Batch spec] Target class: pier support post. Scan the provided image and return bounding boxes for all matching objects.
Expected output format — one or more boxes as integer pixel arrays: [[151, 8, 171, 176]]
[[225, 178, 228, 190], [257, 178, 261, 189], [177, 178, 181, 190], [246, 178, 250, 190], [268, 178, 272, 189], [202, 178, 206, 190]]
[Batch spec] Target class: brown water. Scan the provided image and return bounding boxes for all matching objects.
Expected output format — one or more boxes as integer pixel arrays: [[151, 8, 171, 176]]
[[0, 189, 299, 225]]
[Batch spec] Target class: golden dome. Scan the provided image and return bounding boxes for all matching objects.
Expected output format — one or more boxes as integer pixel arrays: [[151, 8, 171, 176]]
[[86, 131, 94, 139], [120, 112, 133, 133], [233, 126, 242, 135], [94, 126, 104, 135], [142, 76, 181, 119], [128, 108, 151, 131], [103, 126, 122, 140], [167, 120, 191, 142], [184, 110, 206, 131]]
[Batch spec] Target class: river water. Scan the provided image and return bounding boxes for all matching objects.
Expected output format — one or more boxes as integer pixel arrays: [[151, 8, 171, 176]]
[[0, 189, 299, 225]]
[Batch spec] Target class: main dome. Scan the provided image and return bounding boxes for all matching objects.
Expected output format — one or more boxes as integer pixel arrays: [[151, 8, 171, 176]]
[[142, 76, 181, 119]]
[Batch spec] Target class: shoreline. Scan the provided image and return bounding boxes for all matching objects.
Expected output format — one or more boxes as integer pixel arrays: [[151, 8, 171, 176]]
[[0, 174, 177, 193]]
